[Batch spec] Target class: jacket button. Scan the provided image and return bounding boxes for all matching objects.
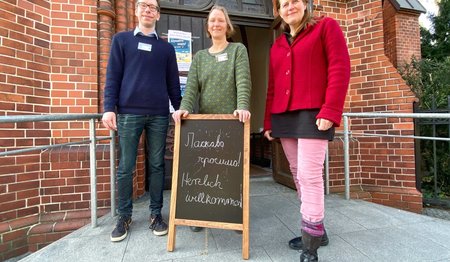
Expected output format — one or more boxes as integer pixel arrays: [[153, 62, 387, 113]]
[[286, 70, 290, 75], [285, 90, 290, 95], [287, 52, 290, 57]]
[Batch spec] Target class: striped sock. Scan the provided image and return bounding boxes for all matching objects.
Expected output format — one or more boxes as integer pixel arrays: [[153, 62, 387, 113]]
[[302, 220, 324, 237]]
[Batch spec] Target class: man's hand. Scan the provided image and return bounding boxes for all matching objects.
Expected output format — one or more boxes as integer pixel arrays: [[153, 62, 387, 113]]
[[102, 112, 117, 131]]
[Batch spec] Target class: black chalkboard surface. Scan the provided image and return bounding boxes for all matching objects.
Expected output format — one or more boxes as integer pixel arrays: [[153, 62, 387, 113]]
[[176, 118, 243, 223], [167, 114, 250, 259]]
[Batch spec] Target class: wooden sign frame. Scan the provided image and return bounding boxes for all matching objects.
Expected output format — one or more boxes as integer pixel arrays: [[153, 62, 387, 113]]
[[167, 114, 250, 260]]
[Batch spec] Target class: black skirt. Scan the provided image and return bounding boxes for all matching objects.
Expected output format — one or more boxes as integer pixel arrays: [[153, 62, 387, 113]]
[[271, 109, 335, 141]]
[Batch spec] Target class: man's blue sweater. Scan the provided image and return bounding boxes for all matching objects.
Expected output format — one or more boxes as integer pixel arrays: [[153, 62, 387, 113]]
[[104, 31, 181, 115]]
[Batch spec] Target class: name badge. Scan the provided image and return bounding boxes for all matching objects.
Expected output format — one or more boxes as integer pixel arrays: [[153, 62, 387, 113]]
[[138, 42, 152, 52], [216, 53, 228, 62]]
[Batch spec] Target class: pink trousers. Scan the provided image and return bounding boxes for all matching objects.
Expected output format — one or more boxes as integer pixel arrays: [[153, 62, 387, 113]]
[[280, 138, 328, 223]]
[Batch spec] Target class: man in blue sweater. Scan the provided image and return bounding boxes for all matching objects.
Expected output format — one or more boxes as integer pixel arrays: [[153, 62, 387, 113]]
[[102, 0, 181, 242]]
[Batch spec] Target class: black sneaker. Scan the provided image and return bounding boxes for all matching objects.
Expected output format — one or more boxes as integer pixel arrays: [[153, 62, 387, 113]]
[[111, 216, 132, 242], [149, 214, 168, 236], [190, 226, 203, 232]]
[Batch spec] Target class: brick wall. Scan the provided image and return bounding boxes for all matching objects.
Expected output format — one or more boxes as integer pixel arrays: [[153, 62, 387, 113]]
[[320, 0, 421, 212], [1, 0, 424, 259], [271, 0, 422, 212], [383, 0, 422, 67], [49, 0, 98, 143], [1, 0, 50, 260], [0, 0, 51, 117], [40, 146, 112, 213], [383, 0, 398, 66], [0, 0, 148, 259], [0, 0, 122, 260], [0, 146, 112, 260], [395, 13, 421, 66]]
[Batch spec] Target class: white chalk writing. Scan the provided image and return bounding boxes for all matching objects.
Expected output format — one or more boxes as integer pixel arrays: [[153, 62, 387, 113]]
[[184, 132, 225, 149], [185, 191, 242, 208], [197, 152, 241, 168], [181, 173, 223, 189]]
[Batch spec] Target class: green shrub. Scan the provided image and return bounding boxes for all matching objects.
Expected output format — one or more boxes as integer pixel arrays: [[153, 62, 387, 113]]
[[398, 57, 450, 202]]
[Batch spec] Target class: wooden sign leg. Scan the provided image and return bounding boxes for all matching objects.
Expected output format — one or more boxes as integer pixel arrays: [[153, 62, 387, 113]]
[[167, 120, 180, 252], [167, 223, 176, 251], [242, 119, 250, 260], [242, 227, 249, 259]]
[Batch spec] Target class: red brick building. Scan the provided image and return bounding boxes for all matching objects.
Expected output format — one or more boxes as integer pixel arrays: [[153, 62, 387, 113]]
[[0, 0, 425, 260]]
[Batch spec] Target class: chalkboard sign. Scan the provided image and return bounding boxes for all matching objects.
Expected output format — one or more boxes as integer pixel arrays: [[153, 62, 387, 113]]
[[175, 118, 243, 223], [167, 114, 250, 259]]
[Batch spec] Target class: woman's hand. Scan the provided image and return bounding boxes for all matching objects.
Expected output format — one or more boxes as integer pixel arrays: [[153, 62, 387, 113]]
[[264, 130, 275, 141], [316, 118, 333, 131], [172, 110, 189, 124], [233, 109, 251, 122]]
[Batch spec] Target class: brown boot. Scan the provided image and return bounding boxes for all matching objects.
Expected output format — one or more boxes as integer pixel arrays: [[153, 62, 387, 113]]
[[300, 231, 322, 262]]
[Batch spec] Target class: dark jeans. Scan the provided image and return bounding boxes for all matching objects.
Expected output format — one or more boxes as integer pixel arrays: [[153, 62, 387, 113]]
[[116, 114, 168, 217]]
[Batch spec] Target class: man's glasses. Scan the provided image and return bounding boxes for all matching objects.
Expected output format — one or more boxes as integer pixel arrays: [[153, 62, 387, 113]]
[[136, 2, 160, 12]]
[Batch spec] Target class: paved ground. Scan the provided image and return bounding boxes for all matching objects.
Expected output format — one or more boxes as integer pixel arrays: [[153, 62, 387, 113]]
[[423, 207, 450, 221], [14, 173, 450, 262]]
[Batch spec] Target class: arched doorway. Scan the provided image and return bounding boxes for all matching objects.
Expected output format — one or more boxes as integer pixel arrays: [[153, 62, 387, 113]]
[[154, 0, 274, 188]]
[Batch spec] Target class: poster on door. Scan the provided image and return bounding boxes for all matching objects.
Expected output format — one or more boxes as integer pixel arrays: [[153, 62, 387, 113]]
[[168, 30, 192, 72]]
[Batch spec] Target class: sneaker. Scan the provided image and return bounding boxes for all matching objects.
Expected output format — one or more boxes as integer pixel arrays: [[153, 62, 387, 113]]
[[110, 216, 132, 242], [190, 226, 203, 232], [149, 214, 168, 236]]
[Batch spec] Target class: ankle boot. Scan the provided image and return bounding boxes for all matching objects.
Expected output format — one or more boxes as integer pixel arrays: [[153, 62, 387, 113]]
[[300, 231, 322, 262], [288, 229, 329, 250]]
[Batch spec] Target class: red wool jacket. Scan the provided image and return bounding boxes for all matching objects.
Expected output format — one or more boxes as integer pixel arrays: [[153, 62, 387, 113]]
[[264, 17, 350, 131]]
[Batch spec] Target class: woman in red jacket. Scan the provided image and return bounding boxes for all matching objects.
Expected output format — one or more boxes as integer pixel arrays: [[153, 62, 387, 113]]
[[264, 0, 350, 261]]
